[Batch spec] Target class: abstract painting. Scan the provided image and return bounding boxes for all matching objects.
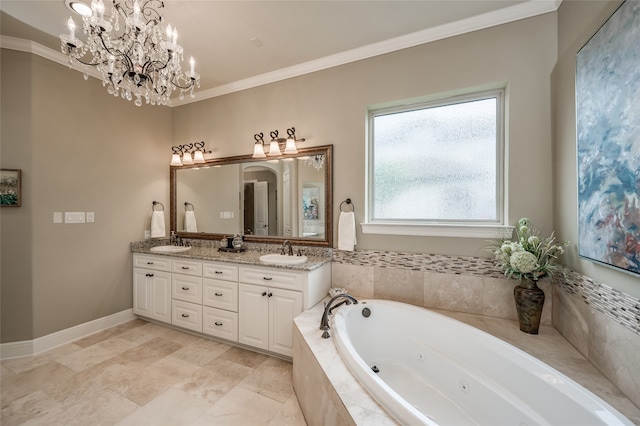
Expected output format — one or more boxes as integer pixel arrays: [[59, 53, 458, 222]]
[[576, 0, 640, 275]]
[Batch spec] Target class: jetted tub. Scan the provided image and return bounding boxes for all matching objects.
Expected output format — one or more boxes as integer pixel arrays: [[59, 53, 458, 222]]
[[332, 299, 632, 426]]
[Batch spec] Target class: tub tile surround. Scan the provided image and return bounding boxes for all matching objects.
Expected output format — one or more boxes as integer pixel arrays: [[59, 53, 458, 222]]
[[332, 250, 554, 325], [332, 248, 640, 413], [294, 302, 640, 425]]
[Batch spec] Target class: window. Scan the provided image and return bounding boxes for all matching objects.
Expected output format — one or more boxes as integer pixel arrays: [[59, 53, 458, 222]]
[[364, 89, 507, 238]]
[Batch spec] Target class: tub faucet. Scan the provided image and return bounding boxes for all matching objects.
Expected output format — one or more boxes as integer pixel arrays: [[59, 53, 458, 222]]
[[319, 294, 358, 339], [282, 240, 293, 256]]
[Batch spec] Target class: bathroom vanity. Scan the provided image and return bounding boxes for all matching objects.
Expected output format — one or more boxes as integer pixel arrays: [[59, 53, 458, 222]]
[[132, 248, 331, 357]]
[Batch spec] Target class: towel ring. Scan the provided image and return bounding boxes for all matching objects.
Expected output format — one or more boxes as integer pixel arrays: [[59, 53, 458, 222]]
[[152, 201, 164, 211], [185, 202, 195, 211], [340, 198, 354, 212]]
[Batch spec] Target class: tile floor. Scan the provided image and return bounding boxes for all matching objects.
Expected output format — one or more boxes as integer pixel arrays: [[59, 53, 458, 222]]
[[1, 320, 308, 426]]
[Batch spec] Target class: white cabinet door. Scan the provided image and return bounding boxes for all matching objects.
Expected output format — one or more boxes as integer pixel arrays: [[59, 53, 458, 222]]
[[238, 284, 269, 350], [134, 268, 171, 324], [269, 288, 303, 357]]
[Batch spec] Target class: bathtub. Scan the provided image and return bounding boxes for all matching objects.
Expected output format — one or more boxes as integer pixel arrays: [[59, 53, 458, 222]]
[[331, 299, 632, 426]]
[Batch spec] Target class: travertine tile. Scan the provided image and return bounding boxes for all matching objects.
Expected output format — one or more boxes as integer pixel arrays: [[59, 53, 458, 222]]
[[116, 387, 209, 426], [217, 346, 269, 368], [588, 309, 640, 409], [200, 386, 283, 425], [1, 361, 76, 406], [47, 388, 138, 426], [374, 267, 424, 307], [424, 271, 483, 314], [240, 357, 294, 403], [552, 285, 590, 356], [169, 337, 231, 367], [73, 320, 147, 348], [481, 276, 518, 320], [2, 343, 81, 375], [56, 337, 138, 372], [0, 390, 65, 426], [331, 263, 374, 298], [268, 393, 307, 426]]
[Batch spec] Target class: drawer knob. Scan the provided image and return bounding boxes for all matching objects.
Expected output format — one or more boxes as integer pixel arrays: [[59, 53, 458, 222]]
[[268, 292, 273, 297], [263, 277, 273, 281], [214, 292, 223, 296], [182, 286, 189, 291], [214, 322, 223, 326], [181, 313, 189, 318], [262, 291, 267, 296]]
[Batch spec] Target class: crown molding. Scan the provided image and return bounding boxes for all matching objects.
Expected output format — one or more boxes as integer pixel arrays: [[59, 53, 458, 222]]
[[2, 0, 561, 108]]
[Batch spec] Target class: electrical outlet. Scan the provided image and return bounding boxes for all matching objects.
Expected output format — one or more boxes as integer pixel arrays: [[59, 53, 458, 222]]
[[86, 212, 95, 222], [53, 212, 63, 223]]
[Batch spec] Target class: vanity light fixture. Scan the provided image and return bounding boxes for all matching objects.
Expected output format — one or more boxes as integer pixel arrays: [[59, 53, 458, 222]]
[[251, 127, 305, 159], [170, 141, 211, 166]]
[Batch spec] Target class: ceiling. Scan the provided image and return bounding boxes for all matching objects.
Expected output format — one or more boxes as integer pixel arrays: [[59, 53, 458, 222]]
[[0, 0, 560, 105]]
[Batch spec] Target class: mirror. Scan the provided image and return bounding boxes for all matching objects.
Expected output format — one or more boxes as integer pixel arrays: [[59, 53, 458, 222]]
[[170, 145, 333, 247]]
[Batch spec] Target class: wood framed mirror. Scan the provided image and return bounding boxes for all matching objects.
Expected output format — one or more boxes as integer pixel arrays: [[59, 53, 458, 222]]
[[170, 145, 332, 247]]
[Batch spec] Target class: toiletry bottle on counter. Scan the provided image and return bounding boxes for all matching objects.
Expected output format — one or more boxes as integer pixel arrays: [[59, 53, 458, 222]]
[[233, 234, 243, 249], [220, 236, 227, 249]]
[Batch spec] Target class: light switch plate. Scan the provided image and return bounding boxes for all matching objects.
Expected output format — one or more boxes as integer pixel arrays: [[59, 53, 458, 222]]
[[53, 212, 63, 223], [65, 212, 85, 224], [86, 212, 95, 222]]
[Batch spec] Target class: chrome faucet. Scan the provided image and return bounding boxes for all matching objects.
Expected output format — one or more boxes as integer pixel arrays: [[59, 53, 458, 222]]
[[319, 293, 358, 338], [282, 240, 293, 256]]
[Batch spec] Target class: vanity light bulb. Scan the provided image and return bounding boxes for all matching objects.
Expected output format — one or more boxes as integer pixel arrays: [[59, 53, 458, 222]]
[[267, 140, 282, 156], [284, 137, 298, 155], [193, 150, 205, 164], [170, 153, 183, 166], [182, 151, 194, 165], [252, 143, 266, 158]]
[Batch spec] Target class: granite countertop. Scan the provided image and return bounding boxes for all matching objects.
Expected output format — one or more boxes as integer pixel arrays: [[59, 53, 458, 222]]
[[131, 243, 331, 272]]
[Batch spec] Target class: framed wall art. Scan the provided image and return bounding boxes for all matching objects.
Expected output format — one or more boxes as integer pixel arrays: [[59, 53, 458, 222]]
[[0, 169, 21, 207], [576, 0, 640, 275]]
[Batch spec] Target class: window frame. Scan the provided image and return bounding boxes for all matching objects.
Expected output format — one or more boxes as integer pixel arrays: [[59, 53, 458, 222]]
[[363, 88, 510, 238]]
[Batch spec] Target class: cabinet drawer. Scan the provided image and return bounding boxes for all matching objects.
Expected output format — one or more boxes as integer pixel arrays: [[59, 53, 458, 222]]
[[239, 266, 303, 291], [134, 254, 171, 272], [171, 259, 203, 277], [172, 300, 202, 332], [203, 306, 238, 341], [203, 279, 238, 311], [203, 261, 238, 281], [172, 275, 202, 304]]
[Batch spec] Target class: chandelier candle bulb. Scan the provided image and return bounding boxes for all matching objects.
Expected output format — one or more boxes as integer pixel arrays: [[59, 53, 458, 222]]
[[67, 17, 75, 40], [190, 57, 195, 77]]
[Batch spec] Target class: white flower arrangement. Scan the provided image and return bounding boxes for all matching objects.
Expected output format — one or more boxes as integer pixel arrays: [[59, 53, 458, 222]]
[[491, 218, 569, 282]]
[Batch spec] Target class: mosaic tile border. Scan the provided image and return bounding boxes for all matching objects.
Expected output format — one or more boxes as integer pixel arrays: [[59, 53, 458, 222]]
[[332, 249, 640, 336]]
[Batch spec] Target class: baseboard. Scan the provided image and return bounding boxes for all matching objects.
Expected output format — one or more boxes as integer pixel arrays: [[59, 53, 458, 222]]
[[0, 309, 136, 360]]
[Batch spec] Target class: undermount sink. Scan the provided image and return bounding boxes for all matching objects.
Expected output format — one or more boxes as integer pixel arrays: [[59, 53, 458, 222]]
[[150, 245, 192, 253], [259, 253, 308, 265]]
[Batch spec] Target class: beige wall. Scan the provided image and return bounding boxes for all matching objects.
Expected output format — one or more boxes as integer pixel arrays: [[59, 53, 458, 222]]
[[172, 12, 558, 258], [0, 49, 172, 341], [554, 0, 639, 299]]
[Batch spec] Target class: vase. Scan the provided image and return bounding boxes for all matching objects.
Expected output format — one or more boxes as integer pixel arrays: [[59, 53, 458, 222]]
[[513, 279, 545, 334]]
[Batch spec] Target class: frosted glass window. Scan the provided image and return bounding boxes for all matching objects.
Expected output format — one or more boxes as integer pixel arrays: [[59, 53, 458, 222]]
[[369, 91, 503, 224]]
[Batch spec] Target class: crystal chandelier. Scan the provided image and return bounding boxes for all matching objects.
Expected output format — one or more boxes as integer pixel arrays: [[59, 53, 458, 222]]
[[60, 0, 200, 106], [303, 154, 325, 171]]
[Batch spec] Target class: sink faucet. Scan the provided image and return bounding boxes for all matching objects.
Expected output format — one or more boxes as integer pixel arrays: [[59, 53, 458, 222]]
[[282, 240, 293, 256], [319, 293, 358, 338]]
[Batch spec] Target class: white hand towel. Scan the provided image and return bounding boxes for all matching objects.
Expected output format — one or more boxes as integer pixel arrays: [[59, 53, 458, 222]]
[[337, 211, 357, 251], [184, 210, 198, 232], [150, 210, 166, 238]]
